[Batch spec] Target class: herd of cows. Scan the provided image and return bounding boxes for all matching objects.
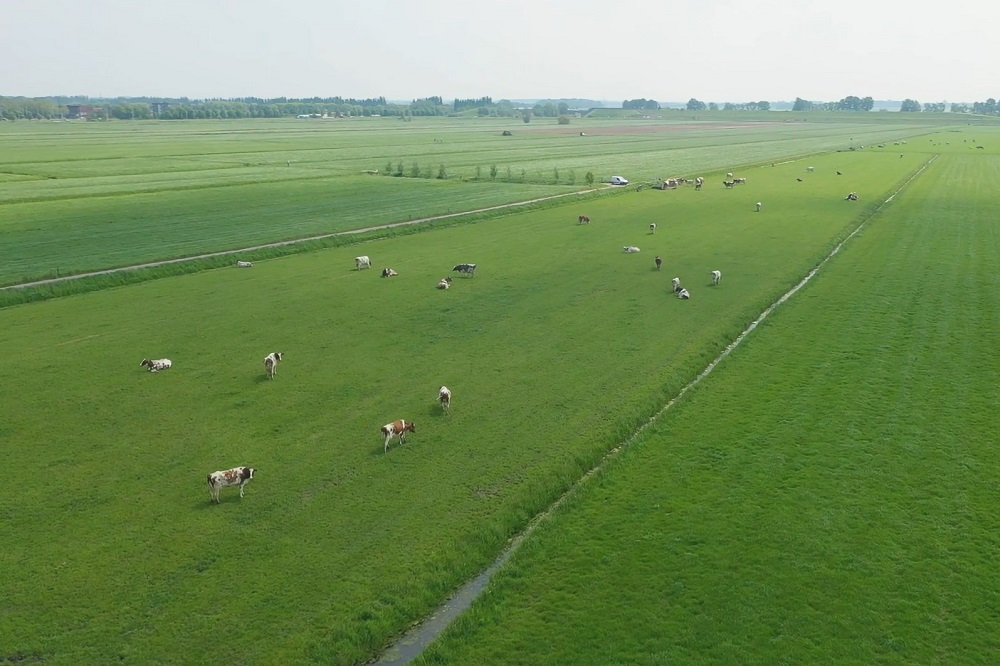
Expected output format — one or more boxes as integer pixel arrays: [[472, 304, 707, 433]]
[[139, 256, 479, 503], [149, 161, 862, 503]]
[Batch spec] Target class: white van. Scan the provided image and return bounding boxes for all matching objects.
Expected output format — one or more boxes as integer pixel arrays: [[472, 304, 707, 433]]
[[610, 175, 629, 185]]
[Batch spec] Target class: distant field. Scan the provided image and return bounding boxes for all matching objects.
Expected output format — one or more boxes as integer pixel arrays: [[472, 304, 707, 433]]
[[0, 115, 955, 285], [415, 145, 1000, 664], [0, 136, 937, 664]]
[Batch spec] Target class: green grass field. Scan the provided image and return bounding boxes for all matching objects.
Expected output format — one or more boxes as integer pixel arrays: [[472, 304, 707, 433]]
[[0, 115, 955, 285], [414, 145, 1000, 664], [2, 118, 999, 665]]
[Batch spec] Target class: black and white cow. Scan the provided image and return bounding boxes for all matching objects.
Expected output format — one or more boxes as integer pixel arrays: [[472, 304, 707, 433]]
[[140, 358, 172, 373], [264, 352, 283, 379], [453, 263, 477, 277], [208, 466, 256, 503]]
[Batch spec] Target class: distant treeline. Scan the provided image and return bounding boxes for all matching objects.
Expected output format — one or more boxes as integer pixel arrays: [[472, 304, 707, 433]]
[[1, 94, 997, 120], [0, 95, 526, 120], [790, 96, 999, 114]]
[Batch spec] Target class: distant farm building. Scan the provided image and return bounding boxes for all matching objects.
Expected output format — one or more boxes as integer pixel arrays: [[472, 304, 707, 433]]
[[65, 105, 104, 119]]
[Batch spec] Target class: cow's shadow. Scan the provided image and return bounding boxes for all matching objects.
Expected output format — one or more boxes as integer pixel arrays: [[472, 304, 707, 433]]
[[425, 403, 449, 417], [372, 441, 412, 457], [193, 496, 247, 510]]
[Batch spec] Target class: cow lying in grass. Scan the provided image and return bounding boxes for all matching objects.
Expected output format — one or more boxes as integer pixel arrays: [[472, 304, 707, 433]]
[[140, 358, 172, 373]]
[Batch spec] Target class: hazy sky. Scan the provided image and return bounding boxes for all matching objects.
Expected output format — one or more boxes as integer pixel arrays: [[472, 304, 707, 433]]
[[2, 0, 995, 103]]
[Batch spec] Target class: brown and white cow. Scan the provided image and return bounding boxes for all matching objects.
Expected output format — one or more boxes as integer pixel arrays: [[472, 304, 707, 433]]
[[207, 466, 256, 503], [439, 386, 452, 411], [264, 352, 283, 379], [381, 419, 416, 453]]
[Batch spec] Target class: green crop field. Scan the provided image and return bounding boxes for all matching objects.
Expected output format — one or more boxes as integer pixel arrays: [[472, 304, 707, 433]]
[[2, 118, 999, 665]]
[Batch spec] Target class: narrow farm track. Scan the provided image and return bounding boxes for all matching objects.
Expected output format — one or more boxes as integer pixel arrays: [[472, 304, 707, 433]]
[[0, 187, 606, 291], [374, 156, 939, 665]]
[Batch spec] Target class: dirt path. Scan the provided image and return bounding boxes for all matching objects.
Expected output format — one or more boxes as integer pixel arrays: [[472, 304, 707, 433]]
[[1, 187, 606, 292], [373, 157, 936, 665]]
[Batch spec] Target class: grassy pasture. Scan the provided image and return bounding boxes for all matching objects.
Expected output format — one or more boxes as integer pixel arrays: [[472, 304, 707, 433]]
[[0, 116, 950, 286], [0, 137, 937, 664], [414, 148, 1000, 663]]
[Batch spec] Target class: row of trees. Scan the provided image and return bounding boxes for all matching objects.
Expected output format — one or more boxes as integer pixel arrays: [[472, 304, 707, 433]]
[[686, 99, 770, 111], [792, 96, 876, 111], [3, 94, 999, 121], [623, 98, 661, 110]]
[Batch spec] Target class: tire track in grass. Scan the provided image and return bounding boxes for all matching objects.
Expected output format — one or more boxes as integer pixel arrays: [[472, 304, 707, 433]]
[[0, 187, 607, 292], [373, 155, 938, 665]]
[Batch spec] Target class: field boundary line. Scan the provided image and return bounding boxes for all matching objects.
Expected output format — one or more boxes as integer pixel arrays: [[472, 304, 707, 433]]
[[374, 155, 937, 665], [1, 187, 608, 292]]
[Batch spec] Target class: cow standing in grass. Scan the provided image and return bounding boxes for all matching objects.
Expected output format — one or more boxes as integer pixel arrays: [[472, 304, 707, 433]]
[[381, 419, 416, 453], [439, 386, 452, 412], [453, 263, 477, 278], [208, 466, 256, 503], [264, 352, 283, 379]]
